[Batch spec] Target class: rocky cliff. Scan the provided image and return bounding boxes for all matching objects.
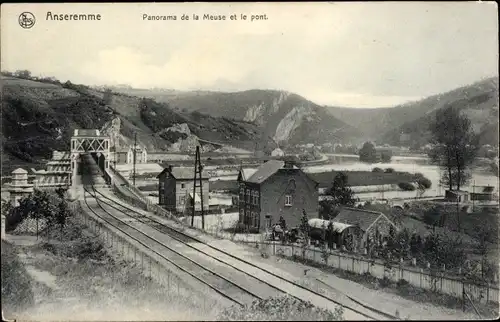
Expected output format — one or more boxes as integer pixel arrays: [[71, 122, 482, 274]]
[[114, 88, 362, 148]]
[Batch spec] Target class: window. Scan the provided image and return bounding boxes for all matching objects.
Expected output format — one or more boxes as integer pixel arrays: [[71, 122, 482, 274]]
[[253, 212, 260, 228], [252, 191, 256, 205], [265, 215, 272, 229], [285, 195, 292, 206], [255, 191, 260, 206], [181, 183, 185, 189], [240, 186, 245, 197], [159, 195, 164, 204], [239, 209, 244, 224], [246, 189, 250, 203], [244, 210, 250, 226], [179, 196, 186, 205]]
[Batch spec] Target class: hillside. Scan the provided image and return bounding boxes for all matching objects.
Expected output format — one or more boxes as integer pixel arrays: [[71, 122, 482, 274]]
[[109, 87, 363, 148], [1, 75, 262, 175], [326, 77, 499, 147]]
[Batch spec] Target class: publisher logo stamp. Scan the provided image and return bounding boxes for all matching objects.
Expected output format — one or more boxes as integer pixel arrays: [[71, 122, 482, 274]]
[[19, 12, 36, 29]]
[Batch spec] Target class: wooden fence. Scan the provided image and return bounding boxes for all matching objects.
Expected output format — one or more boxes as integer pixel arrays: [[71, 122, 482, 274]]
[[253, 241, 499, 305]]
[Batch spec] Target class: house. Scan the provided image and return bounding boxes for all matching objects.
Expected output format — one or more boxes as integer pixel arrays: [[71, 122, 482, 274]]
[[470, 185, 496, 201], [157, 165, 210, 213], [127, 145, 147, 164], [114, 148, 129, 165], [111, 145, 148, 165], [237, 160, 319, 233], [332, 207, 398, 251], [445, 190, 470, 203], [271, 148, 285, 157]]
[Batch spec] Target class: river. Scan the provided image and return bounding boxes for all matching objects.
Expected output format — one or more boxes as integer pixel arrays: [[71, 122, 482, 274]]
[[305, 155, 498, 201]]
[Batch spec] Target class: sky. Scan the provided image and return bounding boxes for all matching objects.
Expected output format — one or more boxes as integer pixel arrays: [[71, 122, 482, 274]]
[[1, 2, 498, 108]]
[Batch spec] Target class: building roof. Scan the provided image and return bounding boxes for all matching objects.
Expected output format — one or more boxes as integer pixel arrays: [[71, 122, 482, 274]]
[[12, 168, 28, 174], [73, 129, 100, 137], [447, 190, 469, 195], [473, 186, 495, 193], [246, 160, 285, 184], [308, 218, 355, 233], [333, 207, 396, 232], [238, 168, 257, 181], [157, 166, 210, 180]]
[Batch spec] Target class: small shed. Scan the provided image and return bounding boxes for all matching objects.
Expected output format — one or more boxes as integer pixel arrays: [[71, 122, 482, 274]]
[[333, 207, 398, 250], [308, 218, 363, 251], [445, 190, 470, 203], [470, 185, 495, 201]]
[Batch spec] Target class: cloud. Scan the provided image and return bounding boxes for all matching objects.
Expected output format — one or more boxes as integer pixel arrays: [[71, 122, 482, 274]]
[[2, 2, 498, 107]]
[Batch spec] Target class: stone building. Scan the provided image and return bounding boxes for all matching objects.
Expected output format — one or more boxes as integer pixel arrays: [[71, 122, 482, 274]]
[[237, 160, 319, 233]]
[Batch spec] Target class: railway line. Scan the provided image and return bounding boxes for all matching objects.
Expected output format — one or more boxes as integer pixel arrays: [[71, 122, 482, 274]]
[[83, 187, 267, 307], [79, 153, 398, 320], [89, 188, 398, 320]]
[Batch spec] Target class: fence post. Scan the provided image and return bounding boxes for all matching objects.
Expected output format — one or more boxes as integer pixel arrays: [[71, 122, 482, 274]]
[[352, 257, 355, 272], [462, 280, 466, 312]]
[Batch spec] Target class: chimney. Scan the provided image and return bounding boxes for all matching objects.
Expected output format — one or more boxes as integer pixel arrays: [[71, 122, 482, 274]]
[[168, 165, 173, 172]]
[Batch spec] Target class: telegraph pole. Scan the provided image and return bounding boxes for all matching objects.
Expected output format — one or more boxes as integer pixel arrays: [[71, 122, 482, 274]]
[[472, 180, 475, 212], [191, 146, 205, 229], [133, 132, 137, 186]]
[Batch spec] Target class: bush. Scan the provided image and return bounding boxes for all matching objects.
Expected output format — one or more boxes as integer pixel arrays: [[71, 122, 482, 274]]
[[218, 295, 344, 321], [372, 167, 384, 173], [4, 205, 28, 232], [379, 276, 392, 288], [416, 177, 432, 189], [384, 168, 395, 173], [398, 182, 416, 191]]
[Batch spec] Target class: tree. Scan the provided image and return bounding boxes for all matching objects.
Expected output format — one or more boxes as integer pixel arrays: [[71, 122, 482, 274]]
[[20, 190, 56, 239], [428, 106, 480, 191], [359, 141, 377, 163], [55, 201, 70, 241], [55, 188, 67, 200], [319, 172, 356, 219], [299, 209, 310, 258], [14, 69, 32, 79]]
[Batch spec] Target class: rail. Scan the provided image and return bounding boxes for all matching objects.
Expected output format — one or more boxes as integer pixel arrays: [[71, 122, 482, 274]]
[[90, 188, 396, 321], [106, 166, 176, 221], [83, 186, 250, 307]]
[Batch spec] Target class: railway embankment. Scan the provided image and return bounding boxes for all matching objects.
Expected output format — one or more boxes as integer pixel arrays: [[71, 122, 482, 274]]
[[1, 208, 213, 321], [77, 196, 236, 310]]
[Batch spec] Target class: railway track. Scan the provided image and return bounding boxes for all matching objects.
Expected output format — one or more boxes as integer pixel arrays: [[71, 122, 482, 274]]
[[90, 187, 399, 320], [82, 186, 265, 307]]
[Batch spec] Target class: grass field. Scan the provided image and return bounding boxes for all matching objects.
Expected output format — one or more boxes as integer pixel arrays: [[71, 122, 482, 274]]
[[2, 215, 216, 321]]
